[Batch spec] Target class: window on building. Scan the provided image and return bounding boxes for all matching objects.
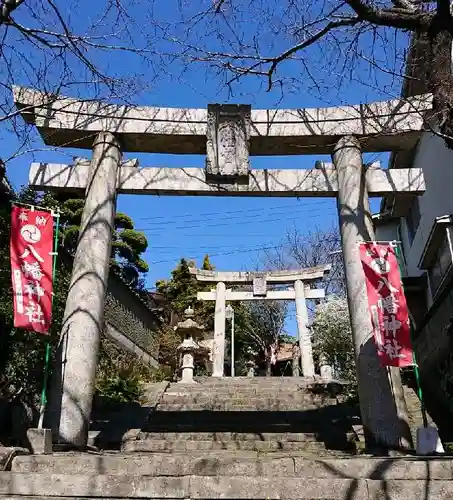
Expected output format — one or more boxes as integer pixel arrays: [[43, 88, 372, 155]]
[[428, 232, 453, 296], [406, 197, 421, 245]]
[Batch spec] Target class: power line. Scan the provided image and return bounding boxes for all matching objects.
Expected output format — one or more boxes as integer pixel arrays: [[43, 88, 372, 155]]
[[148, 231, 343, 264], [151, 243, 277, 250], [149, 233, 300, 238], [135, 206, 335, 229], [150, 244, 283, 264], [136, 209, 337, 233], [136, 200, 333, 222], [148, 238, 339, 264], [152, 245, 277, 255]]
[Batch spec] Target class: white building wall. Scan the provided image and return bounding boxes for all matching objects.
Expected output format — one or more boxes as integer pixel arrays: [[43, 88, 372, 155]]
[[404, 130, 453, 277]]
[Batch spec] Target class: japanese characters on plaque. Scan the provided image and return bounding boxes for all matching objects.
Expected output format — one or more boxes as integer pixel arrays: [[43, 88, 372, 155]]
[[10, 205, 54, 334], [359, 243, 413, 368], [252, 274, 267, 297]]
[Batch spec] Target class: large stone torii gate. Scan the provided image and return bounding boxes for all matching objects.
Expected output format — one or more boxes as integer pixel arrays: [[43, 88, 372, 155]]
[[190, 266, 331, 378], [14, 87, 428, 449]]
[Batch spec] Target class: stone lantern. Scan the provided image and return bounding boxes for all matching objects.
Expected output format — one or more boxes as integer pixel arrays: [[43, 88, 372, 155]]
[[175, 307, 204, 383], [319, 354, 333, 381], [246, 360, 256, 377]]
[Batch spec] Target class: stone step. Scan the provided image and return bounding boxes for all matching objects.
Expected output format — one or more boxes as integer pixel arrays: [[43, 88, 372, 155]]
[[1, 471, 453, 499], [147, 394, 332, 404], [162, 386, 320, 393], [121, 438, 347, 452], [153, 391, 322, 399], [126, 431, 320, 441], [161, 388, 321, 395], [139, 432, 355, 452], [155, 403, 337, 411], [163, 384, 319, 391], [155, 393, 321, 401], [163, 384, 324, 390], [192, 376, 320, 384], [143, 420, 357, 436], [159, 394, 333, 403], [145, 380, 324, 392], [12, 454, 453, 480], [146, 408, 357, 422], [143, 422, 354, 436]]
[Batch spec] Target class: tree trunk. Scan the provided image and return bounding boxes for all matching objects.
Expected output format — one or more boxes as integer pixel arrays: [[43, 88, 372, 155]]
[[265, 345, 274, 376], [427, 18, 453, 147]]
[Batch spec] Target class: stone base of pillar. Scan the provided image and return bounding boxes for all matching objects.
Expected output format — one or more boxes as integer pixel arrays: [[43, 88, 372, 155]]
[[26, 428, 52, 455]]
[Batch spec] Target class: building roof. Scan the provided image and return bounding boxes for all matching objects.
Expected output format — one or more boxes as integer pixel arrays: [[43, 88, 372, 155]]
[[146, 291, 166, 308], [276, 342, 296, 363]]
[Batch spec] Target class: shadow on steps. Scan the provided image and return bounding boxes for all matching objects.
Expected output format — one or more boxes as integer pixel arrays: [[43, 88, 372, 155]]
[[142, 403, 360, 452]]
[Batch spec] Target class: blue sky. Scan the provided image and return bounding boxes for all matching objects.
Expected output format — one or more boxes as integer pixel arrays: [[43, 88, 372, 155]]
[[3, 0, 409, 335]]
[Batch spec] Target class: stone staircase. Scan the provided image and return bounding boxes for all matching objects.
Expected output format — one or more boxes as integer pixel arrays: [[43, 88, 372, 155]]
[[2, 376, 452, 499], [6, 452, 453, 499], [122, 376, 360, 455]]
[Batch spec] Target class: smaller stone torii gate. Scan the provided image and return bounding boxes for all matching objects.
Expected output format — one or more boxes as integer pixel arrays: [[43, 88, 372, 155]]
[[14, 86, 429, 449], [190, 266, 330, 378]]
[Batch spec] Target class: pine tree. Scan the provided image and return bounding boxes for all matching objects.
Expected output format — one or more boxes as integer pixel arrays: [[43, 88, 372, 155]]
[[41, 193, 149, 290], [202, 254, 213, 271], [156, 255, 214, 327]]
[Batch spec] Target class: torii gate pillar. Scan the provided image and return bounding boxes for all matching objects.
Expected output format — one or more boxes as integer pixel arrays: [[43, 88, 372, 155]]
[[51, 132, 121, 447], [333, 136, 412, 449], [294, 280, 314, 377], [213, 281, 226, 377]]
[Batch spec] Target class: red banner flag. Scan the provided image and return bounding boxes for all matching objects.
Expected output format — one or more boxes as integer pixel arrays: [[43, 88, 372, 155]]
[[359, 242, 413, 367], [10, 206, 54, 334]]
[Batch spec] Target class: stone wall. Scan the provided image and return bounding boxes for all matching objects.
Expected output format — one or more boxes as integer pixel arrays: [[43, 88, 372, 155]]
[[104, 271, 159, 364], [413, 277, 453, 441], [59, 249, 160, 366]]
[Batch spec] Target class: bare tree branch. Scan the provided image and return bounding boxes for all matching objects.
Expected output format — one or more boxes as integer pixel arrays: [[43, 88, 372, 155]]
[[345, 0, 430, 30], [265, 17, 361, 90]]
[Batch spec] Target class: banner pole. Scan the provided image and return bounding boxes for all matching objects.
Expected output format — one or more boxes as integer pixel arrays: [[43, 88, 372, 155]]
[[37, 209, 60, 429], [392, 241, 428, 428]]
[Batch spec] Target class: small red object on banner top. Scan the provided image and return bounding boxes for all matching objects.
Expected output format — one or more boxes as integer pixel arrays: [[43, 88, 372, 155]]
[[359, 243, 413, 368], [10, 206, 54, 334]]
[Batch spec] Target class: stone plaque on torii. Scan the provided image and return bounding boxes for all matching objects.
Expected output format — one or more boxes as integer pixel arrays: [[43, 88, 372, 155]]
[[13, 85, 428, 449], [252, 273, 267, 297], [190, 266, 331, 378]]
